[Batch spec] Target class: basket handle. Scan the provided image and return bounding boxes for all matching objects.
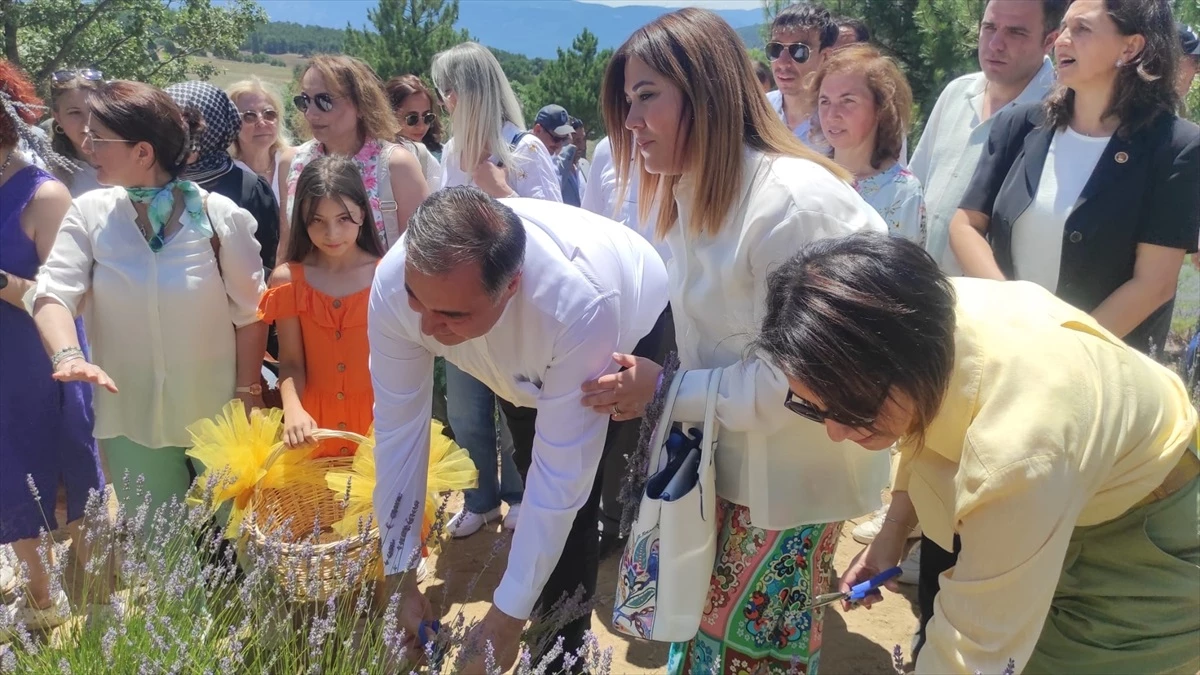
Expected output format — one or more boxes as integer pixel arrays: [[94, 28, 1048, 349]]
[[259, 428, 372, 476]]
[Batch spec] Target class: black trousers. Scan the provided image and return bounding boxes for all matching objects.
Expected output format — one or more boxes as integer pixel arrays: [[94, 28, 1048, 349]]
[[497, 308, 670, 665], [914, 533, 960, 657]]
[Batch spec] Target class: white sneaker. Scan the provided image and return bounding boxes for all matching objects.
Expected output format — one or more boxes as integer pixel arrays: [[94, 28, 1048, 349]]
[[852, 505, 923, 544], [898, 543, 921, 586], [0, 588, 70, 642], [447, 507, 501, 539], [503, 503, 521, 531]]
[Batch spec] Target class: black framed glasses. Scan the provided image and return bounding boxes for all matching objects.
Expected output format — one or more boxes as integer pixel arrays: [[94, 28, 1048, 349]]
[[292, 92, 338, 113], [240, 108, 279, 124], [52, 69, 103, 84], [403, 112, 436, 126], [784, 391, 874, 428], [766, 42, 812, 63]]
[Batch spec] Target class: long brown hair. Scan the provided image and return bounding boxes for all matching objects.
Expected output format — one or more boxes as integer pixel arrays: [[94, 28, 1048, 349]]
[[1044, 0, 1180, 138], [385, 74, 444, 154], [601, 7, 851, 240], [286, 155, 385, 263], [807, 45, 913, 169], [300, 55, 400, 144], [48, 72, 100, 160]]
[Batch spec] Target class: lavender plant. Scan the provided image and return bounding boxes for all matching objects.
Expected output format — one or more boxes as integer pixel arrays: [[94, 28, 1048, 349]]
[[1, 473, 615, 675]]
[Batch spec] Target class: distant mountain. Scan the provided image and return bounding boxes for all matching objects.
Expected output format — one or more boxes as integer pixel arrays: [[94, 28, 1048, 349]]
[[738, 23, 766, 49], [252, 0, 764, 58]]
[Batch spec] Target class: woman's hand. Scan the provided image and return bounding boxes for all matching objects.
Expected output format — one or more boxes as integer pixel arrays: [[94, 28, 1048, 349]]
[[838, 532, 907, 611], [471, 160, 516, 199], [53, 359, 118, 393], [283, 407, 319, 448], [580, 353, 663, 422], [235, 391, 265, 414]]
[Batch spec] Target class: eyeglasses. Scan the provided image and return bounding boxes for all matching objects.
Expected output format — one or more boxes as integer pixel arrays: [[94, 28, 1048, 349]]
[[52, 69, 103, 84], [81, 128, 132, 150], [403, 112, 436, 127], [766, 42, 812, 63], [784, 391, 874, 428], [240, 108, 279, 124], [292, 92, 339, 113]]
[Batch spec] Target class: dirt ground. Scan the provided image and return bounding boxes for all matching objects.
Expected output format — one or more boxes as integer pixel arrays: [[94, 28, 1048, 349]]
[[424, 498, 920, 675]]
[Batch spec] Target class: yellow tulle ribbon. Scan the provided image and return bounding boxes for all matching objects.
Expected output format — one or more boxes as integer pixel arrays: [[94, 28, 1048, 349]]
[[325, 420, 477, 539], [185, 402, 477, 542]]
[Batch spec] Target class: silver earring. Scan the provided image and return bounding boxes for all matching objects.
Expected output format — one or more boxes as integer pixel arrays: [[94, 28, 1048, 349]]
[[1116, 58, 1125, 67]]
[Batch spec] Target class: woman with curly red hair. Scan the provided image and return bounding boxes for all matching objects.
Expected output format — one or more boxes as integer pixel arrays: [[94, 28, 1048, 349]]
[[0, 59, 103, 639]]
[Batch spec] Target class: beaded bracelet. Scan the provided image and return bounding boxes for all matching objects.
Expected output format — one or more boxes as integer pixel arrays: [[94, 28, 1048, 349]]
[[50, 346, 85, 370]]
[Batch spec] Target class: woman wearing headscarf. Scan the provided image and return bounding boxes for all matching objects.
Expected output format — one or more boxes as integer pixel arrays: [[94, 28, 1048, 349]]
[[166, 81, 279, 273]]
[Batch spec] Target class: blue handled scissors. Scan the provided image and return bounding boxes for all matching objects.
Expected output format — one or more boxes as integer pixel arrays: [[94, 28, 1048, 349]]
[[806, 565, 902, 610]]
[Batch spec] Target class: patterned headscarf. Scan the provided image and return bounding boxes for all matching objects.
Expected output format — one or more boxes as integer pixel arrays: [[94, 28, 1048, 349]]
[[165, 81, 241, 184]]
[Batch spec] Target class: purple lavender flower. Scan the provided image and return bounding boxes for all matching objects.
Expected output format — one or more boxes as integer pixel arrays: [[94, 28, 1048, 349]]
[[893, 643, 905, 674]]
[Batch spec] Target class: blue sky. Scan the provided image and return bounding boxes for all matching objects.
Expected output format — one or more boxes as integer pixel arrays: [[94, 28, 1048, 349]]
[[580, 0, 763, 8]]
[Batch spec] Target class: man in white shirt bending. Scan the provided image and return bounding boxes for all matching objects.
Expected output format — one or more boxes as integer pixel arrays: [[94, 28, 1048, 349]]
[[369, 187, 669, 671], [909, 0, 1064, 275]]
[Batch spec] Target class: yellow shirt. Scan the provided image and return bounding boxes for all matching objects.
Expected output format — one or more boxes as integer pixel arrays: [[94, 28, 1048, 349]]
[[895, 278, 1197, 675]]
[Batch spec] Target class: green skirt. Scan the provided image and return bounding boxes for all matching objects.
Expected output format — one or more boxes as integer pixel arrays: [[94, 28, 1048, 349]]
[[1025, 475, 1200, 674]]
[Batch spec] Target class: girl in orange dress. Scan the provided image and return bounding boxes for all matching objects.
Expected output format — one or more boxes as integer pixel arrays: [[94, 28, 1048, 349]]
[[259, 155, 383, 458]]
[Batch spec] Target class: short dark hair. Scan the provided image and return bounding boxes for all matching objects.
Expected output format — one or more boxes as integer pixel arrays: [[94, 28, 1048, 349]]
[[1044, 0, 1180, 138], [837, 16, 871, 43], [772, 2, 839, 51], [404, 186, 526, 297], [984, 0, 1070, 36], [754, 233, 957, 447], [88, 80, 204, 178], [754, 60, 774, 88], [570, 117, 584, 130]]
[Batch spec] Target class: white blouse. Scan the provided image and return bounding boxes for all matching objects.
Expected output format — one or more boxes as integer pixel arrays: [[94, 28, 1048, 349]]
[[665, 147, 891, 529], [36, 188, 266, 448], [440, 121, 563, 202]]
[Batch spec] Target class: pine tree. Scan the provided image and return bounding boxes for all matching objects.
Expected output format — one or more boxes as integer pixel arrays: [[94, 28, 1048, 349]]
[[344, 0, 469, 80]]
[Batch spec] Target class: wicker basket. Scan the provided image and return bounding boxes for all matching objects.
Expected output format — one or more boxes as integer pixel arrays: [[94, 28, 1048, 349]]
[[242, 429, 382, 603]]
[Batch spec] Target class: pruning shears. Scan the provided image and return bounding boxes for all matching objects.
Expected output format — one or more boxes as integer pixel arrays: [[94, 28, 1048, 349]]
[[806, 565, 902, 610]]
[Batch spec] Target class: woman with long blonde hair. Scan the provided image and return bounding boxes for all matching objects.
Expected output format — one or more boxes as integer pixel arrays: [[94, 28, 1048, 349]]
[[280, 55, 428, 259], [227, 77, 293, 205], [579, 8, 890, 674]]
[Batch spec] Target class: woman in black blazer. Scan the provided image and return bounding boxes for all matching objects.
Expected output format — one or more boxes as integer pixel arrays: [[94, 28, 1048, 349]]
[[950, 0, 1199, 355]]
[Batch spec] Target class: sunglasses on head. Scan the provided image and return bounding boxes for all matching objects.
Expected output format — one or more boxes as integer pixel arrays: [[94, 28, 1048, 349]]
[[784, 390, 874, 428], [52, 69, 103, 84], [292, 92, 337, 113], [403, 112, 436, 126], [240, 108, 279, 124], [766, 42, 812, 63]]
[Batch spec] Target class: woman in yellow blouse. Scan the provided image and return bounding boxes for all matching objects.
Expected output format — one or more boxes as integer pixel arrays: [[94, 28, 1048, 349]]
[[755, 233, 1198, 675]]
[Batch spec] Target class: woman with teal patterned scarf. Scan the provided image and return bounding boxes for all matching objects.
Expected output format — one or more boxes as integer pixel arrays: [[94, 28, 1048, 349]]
[[33, 80, 268, 518]]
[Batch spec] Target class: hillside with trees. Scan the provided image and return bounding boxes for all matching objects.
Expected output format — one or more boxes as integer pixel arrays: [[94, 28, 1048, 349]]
[[242, 21, 345, 56]]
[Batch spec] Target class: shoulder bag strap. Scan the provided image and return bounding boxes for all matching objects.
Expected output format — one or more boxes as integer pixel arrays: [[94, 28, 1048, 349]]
[[377, 142, 400, 250]]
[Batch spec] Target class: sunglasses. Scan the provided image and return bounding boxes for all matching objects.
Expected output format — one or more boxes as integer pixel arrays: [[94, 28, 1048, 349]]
[[292, 92, 338, 113], [784, 391, 874, 428], [766, 42, 812, 63], [403, 112, 436, 127], [240, 108, 279, 124], [52, 69, 103, 84]]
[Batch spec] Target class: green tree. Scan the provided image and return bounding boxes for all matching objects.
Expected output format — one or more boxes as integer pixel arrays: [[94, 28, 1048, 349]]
[[520, 28, 612, 138], [4, 0, 265, 88], [344, 0, 469, 80]]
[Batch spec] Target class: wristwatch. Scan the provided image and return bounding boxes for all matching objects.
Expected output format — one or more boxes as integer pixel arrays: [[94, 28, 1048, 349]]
[[0, 271, 8, 291], [236, 383, 263, 396]]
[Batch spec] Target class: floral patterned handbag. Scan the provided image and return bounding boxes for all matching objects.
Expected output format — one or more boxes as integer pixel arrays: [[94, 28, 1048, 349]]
[[612, 369, 721, 642]]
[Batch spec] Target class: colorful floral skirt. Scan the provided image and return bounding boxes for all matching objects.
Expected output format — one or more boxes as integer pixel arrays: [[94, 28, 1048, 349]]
[[667, 500, 842, 675]]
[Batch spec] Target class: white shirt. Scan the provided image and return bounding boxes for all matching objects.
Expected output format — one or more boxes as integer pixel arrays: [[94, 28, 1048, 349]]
[[404, 140, 442, 193], [36, 188, 265, 448], [665, 147, 891, 529], [910, 58, 1056, 274], [440, 121, 562, 202], [368, 198, 668, 619], [580, 137, 670, 263], [1011, 128, 1110, 292]]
